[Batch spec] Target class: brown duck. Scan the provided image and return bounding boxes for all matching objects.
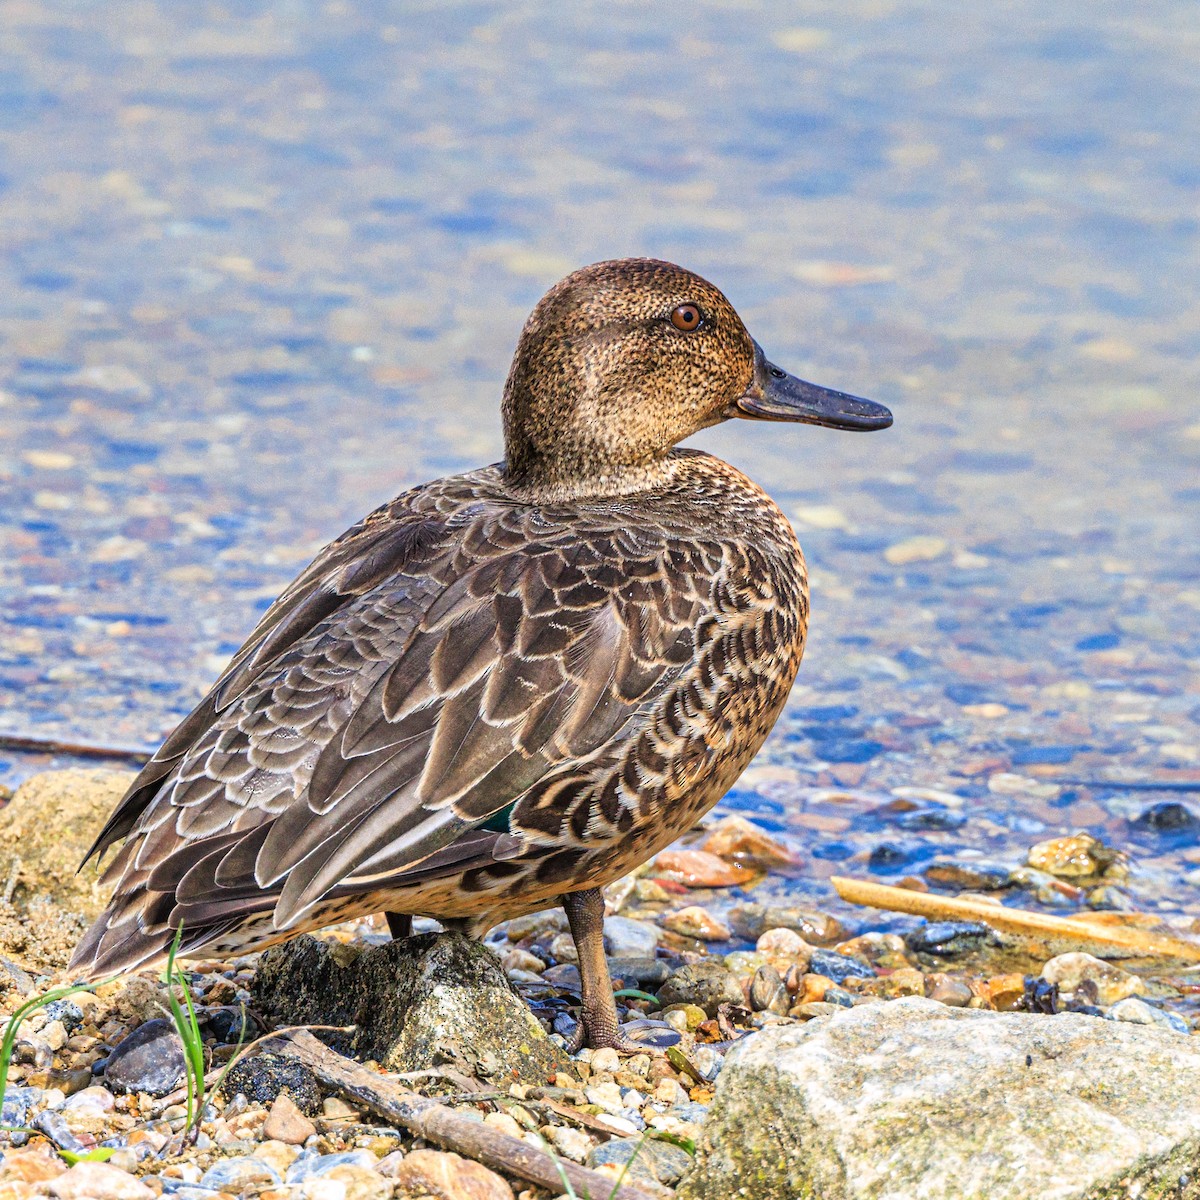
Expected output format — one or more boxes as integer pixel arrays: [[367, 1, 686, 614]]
[[71, 258, 891, 1050]]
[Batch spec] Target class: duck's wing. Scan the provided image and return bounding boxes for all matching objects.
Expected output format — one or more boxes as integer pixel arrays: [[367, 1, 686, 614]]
[[72, 491, 712, 974]]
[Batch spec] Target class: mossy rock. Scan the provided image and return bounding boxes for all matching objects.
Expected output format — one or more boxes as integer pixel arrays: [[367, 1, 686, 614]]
[[679, 997, 1200, 1200], [253, 931, 567, 1086]]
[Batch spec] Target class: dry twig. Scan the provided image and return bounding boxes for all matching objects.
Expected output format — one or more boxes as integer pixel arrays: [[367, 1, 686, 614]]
[[264, 1028, 670, 1199], [831, 875, 1200, 963]]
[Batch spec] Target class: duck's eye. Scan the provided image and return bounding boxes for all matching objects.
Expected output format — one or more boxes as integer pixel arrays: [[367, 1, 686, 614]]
[[670, 303, 703, 332]]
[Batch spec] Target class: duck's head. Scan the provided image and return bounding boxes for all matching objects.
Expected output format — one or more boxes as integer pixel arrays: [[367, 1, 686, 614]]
[[501, 257, 892, 498]]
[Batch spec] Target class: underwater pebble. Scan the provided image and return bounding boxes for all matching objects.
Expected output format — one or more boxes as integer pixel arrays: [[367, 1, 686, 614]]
[[924, 858, 1012, 891], [988, 773, 1061, 800], [699, 815, 793, 867], [1028, 833, 1118, 878], [808, 949, 874, 984], [652, 849, 755, 887], [905, 921, 996, 958], [926, 974, 974, 1007], [884, 535, 948, 564], [728, 904, 844, 944]]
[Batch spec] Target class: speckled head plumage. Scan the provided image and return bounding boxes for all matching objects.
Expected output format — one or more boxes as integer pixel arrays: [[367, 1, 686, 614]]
[[501, 258, 892, 497]]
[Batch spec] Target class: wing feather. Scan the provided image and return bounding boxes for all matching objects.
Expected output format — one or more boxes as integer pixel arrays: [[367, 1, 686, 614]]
[[72, 476, 712, 974]]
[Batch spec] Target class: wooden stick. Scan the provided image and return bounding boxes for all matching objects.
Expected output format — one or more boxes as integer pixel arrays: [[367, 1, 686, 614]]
[[830, 876, 1200, 963], [0, 733, 151, 763], [267, 1029, 669, 1200], [1060, 779, 1200, 793]]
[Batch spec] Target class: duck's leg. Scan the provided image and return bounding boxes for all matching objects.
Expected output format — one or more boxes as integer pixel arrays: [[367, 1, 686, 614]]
[[385, 912, 412, 940], [562, 887, 641, 1054]]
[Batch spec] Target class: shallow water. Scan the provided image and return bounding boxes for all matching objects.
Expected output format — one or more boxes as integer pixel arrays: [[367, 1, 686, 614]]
[[1, 3, 1198, 927]]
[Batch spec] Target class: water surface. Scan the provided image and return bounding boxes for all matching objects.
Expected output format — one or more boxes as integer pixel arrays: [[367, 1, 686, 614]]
[[1, 1, 1198, 922]]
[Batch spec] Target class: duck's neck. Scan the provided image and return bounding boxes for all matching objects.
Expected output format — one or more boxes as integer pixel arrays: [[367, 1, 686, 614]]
[[500, 452, 683, 504]]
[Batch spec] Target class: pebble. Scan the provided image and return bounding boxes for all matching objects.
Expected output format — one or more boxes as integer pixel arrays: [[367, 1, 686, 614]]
[[590, 1047, 621, 1075], [286, 1151, 380, 1183], [103, 1018, 187, 1097], [749, 964, 790, 1014], [0, 1147, 67, 1183], [548, 932, 579, 963], [923, 858, 1012, 891], [199, 1157, 281, 1191], [755, 928, 813, 973], [652, 849, 755, 887], [608, 956, 670, 986], [263, 1092, 317, 1145], [1, 1087, 35, 1134], [808, 949, 875, 984], [500, 947, 546, 974], [857, 967, 925, 999], [298, 1163, 392, 1199], [926, 974, 974, 1007], [41, 1020, 69, 1052], [835, 932, 910, 969], [662, 906, 732, 941], [47, 1161, 155, 1200], [662, 1003, 708, 1031], [1109, 998, 1190, 1034], [321, 1096, 361, 1120], [988, 773, 1062, 801], [884, 535, 948, 564], [728, 904, 845, 944], [483, 1111, 524, 1139], [982, 974, 1027, 1011], [603, 916, 661, 958], [1132, 801, 1200, 832], [389, 1149, 514, 1200], [1027, 833, 1118, 878], [791, 1000, 841, 1020], [698, 815, 793, 867], [657, 963, 745, 1016], [549, 1124, 593, 1162], [691, 1046, 725, 1081], [1040, 953, 1146, 1006], [61, 1085, 116, 1114], [255, 1140, 302, 1176], [905, 921, 995, 958], [588, 1135, 693, 1185]]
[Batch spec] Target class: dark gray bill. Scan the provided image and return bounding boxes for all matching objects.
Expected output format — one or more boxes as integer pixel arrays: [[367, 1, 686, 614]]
[[733, 342, 893, 431]]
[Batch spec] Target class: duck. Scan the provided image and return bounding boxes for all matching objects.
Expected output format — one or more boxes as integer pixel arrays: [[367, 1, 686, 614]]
[[71, 258, 892, 1050]]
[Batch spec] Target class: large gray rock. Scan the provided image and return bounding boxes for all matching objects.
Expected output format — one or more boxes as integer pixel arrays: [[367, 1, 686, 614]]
[[679, 996, 1200, 1200], [252, 932, 566, 1085]]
